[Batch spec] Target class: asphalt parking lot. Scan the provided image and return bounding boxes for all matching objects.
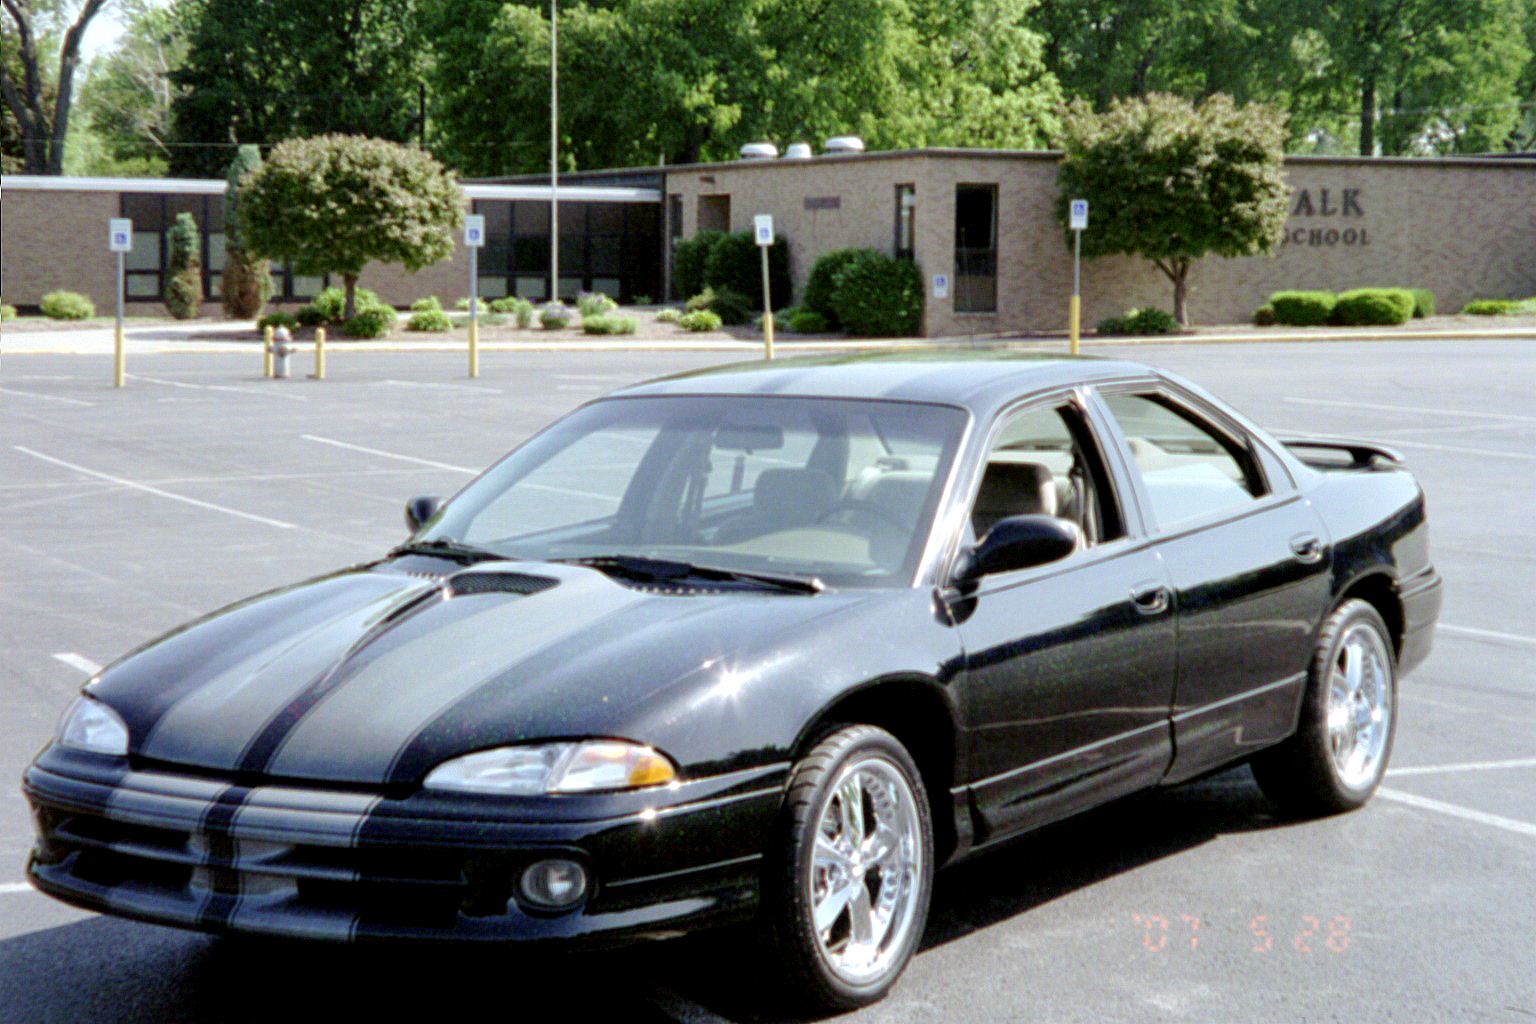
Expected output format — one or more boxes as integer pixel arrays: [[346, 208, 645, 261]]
[[1, 338, 1532, 1023]]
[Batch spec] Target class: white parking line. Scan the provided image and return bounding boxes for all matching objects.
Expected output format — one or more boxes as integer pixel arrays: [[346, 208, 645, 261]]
[[0, 386, 95, 407], [128, 373, 307, 401], [1377, 787, 1536, 840], [0, 882, 34, 896], [52, 653, 102, 675], [1389, 757, 1536, 777], [382, 379, 504, 394], [1283, 397, 1536, 425], [12, 446, 298, 530], [301, 435, 479, 474], [1439, 624, 1536, 649]]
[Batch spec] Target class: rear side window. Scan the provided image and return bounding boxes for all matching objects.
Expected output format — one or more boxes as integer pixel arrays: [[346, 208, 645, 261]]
[[1100, 392, 1265, 528]]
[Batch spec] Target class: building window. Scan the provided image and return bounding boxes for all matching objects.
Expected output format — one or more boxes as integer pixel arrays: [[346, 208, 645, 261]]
[[119, 192, 225, 303], [472, 199, 660, 304], [894, 184, 915, 261], [954, 184, 997, 313]]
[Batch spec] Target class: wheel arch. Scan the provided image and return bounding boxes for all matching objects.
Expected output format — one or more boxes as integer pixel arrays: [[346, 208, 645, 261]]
[[1334, 571, 1404, 658], [793, 675, 960, 863]]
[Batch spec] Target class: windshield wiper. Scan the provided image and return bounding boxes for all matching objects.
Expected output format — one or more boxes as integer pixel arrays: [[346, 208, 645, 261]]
[[560, 555, 824, 595], [391, 538, 507, 565]]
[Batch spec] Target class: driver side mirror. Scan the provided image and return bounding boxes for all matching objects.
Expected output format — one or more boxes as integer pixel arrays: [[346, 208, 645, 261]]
[[404, 495, 442, 533], [953, 514, 1079, 582]]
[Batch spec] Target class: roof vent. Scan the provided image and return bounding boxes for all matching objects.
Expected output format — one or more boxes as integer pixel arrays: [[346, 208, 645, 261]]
[[824, 136, 865, 155], [739, 142, 779, 160], [783, 142, 813, 160]]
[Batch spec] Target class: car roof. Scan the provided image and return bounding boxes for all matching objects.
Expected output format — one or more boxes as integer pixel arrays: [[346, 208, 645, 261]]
[[613, 349, 1159, 421]]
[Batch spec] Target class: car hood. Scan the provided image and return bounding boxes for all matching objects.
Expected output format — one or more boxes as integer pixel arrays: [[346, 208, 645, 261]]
[[89, 558, 888, 787]]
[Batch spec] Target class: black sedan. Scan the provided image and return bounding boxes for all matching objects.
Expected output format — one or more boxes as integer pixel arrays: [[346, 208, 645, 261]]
[[24, 352, 1440, 1010]]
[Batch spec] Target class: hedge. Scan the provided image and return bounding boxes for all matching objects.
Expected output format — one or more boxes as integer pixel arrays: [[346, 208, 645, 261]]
[[831, 251, 923, 337], [1268, 291, 1335, 326], [803, 248, 867, 327], [1332, 288, 1414, 326], [40, 290, 95, 320]]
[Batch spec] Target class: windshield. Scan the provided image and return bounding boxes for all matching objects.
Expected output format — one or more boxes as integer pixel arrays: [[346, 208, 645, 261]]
[[420, 394, 968, 588]]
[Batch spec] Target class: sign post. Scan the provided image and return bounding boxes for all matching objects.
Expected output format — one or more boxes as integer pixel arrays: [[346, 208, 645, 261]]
[[1068, 199, 1087, 356], [464, 214, 486, 378], [108, 219, 132, 387], [753, 214, 775, 360]]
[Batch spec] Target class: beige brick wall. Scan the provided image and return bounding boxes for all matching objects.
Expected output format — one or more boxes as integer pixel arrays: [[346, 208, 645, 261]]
[[2, 188, 120, 310], [664, 152, 1536, 336]]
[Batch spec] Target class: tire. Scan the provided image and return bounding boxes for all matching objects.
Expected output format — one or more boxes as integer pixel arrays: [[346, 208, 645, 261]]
[[764, 725, 933, 1011], [1252, 599, 1397, 815]]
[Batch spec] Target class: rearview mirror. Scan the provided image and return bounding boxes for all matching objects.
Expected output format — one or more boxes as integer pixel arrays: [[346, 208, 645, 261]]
[[954, 515, 1079, 581], [404, 495, 442, 533]]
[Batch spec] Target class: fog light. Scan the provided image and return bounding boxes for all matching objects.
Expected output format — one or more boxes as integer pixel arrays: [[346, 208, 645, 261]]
[[519, 858, 588, 910]]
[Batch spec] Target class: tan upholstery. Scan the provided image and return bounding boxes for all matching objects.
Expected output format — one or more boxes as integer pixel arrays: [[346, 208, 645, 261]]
[[972, 461, 1056, 537], [715, 468, 838, 542]]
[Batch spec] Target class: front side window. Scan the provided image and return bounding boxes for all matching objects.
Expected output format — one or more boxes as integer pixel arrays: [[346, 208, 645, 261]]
[[1099, 392, 1265, 528], [428, 395, 968, 587]]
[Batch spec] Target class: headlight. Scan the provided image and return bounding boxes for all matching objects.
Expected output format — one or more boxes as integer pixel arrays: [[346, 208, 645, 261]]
[[423, 740, 676, 795], [58, 696, 129, 756]]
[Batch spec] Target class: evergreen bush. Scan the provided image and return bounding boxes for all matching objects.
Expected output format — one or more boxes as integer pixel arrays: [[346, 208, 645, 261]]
[[786, 309, 829, 333], [577, 291, 618, 317], [40, 291, 95, 320], [342, 308, 396, 338], [257, 311, 299, 331], [221, 144, 271, 319], [164, 212, 202, 319], [410, 296, 442, 312], [831, 251, 923, 336], [581, 315, 637, 335], [678, 310, 723, 331], [1331, 288, 1414, 326], [1409, 289, 1436, 318], [406, 309, 453, 332], [1253, 304, 1277, 326], [673, 231, 724, 299], [803, 248, 867, 327], [1268, 291, 1336, 326]]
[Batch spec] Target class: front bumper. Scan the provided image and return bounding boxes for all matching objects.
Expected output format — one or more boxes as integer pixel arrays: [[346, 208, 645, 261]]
[[24, 746, 786, 944]]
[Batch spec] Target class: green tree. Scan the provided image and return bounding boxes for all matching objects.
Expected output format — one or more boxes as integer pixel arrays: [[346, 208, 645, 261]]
[[74, 0, 189, 175], [239, 135, 463, 320], [1054, 93, 1289, 325], [221, 143, 270, 318], [164, 211, 201, 319], [168, 0, 425, 177], [1, 0, 112, 174]]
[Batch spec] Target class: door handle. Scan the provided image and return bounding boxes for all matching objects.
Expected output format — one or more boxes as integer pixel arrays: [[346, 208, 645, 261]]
[[1131, 583, 1170, 616], [1290, 534, 1325, 564]]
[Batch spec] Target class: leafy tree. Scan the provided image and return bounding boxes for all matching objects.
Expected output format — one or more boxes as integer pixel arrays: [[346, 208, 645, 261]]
[[221, 143, 270, 318], [74, 0, 189, 175], [168, 0, 424, 177], [1, 0, 112, 173], [1054, 93, 1289, 325], [239, 135, 463, 320], [164, 211, 201, 319]]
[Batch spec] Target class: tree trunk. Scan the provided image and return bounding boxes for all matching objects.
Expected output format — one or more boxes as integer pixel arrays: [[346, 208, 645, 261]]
[[0, 0, 111, 174], [1359, 74, 1376, 157], [1155, 258, 1192, 326], [343, 274, 358, 321]]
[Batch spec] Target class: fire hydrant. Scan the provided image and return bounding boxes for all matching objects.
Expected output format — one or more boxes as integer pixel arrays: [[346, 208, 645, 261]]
[[269, 326, 293, 379]]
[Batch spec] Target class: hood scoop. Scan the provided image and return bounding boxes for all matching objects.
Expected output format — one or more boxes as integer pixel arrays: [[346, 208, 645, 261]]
[[446, 568, 560, 598]]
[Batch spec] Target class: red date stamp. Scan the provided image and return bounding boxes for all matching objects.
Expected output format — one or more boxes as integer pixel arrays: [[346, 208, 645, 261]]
[[1132, 914, 1352, 953]]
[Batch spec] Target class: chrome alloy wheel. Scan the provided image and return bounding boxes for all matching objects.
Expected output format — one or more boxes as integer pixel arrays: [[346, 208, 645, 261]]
[[807, 754, 924, 985], [1326, 620, 1394, 790]]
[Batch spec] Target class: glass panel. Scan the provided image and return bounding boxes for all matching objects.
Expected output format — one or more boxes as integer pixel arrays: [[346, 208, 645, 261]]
[[126, 273, 161, 299], [207, 272, 222, 299], [515, 276, 548, 300], [589, 203, 623, 233], [293, 275, 325, 299], [591, 277, 622, 299], [126, 232, 161, 272], [207, 232, 227, 271], [476, 276, 509, 298], [588, 235, 622, 274], [1100, 393, 1260, 527], [558, 276, 583, 300], [512, 201, 550, 234], [120, 193, 162, 228], [895, 184, 915, 260]]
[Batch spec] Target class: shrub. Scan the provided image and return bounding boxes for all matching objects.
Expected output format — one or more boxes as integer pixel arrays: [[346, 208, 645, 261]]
[[540, 302, 572, 329], [704, 231, 792, 308], [1, 301, 17, 322], [1462, 299, 1520, 315], [41, 290, 95, 320], [1095, 314, 1132, 335], [705, 287, 754, 326], [456, 297, 490, 314], [577, 291, 617, 317], [164, 212, 202, 319], [342, 308, 396, 338], [804, 248, 867, 327], [1253, 304, 1277, 326], [221, 144, 271, 319], [831, 251, 923, 336], [514, 298, 535, 327], [406, 309, 453, 332], [1268, 291, 1336, 326], [673, 231, 725, 299], [1126, 307, 1180, 334], [581, 315, 637, 335], [786, 309, 829, 333], [298, 286, 388, 325], [685, 288, 716, 313], [257, 311, 299, 331], [678, 309, 723, 332], [410, 296, 442, 312], [655, 307, 682, 324], [1331, 288, 1414, 326], [632, 295, 653, 306], [1409, 288, 1435, 318]]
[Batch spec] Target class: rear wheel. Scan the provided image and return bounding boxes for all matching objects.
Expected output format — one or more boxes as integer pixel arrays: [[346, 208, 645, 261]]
[[1252, 599, 1397, 815], [764, 725, 932, 1011]]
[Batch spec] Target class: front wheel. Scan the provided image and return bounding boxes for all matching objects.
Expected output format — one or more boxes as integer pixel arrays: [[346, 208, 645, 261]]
[[764, 725, 933, 1011], [1252, 599, 1397, 815]]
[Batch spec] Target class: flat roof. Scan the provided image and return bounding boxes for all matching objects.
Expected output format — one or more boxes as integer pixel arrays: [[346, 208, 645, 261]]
[[1, 175, 660, 203]]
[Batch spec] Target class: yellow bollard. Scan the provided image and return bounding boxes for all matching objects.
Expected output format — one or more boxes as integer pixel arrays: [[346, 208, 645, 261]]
[[1069, 295, 1081, 356], [113, 324, 126, 388], [468, 319, 480, 379], [263, 325, 274, 378], [313, 327, 326, 380], [762, 310, 775, 361]]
